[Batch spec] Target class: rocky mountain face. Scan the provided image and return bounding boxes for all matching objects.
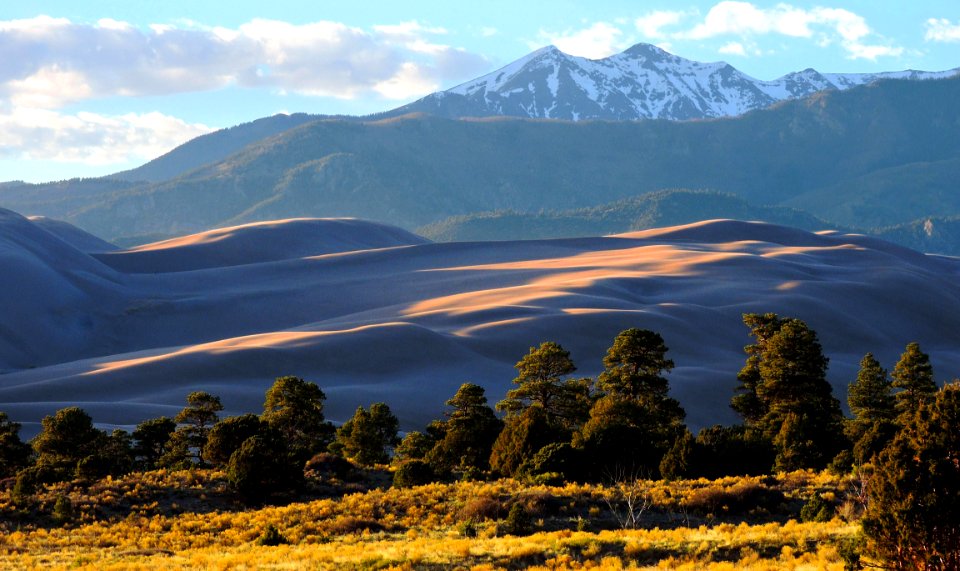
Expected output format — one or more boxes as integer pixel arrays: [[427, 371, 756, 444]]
[[390, 43, 959, 121]]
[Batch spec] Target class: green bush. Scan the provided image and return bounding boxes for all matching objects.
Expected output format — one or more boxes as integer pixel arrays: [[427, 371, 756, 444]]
[[500, 503, 532, 536], [392, 459, 434, 488], [256, 524, 289, 546]]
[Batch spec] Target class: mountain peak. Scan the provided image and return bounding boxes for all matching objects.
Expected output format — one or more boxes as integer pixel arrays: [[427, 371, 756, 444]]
[[620, 42, 671, 59], [392, 44, 959, 122]]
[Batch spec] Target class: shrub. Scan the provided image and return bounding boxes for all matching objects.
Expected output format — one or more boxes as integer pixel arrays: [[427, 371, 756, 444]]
[[500, 503, 532, 536], [800, 494, 834, 522], [227, 434, 300, 502], [683, 481, 785, 517], [305, 452, 355, 481], [460, 496, 504, 522], [392, 459, 434, 488], [256, 524, 289, 546], [51, 495, 74, 525]]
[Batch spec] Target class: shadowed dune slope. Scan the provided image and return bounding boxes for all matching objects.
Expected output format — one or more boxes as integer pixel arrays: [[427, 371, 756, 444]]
[[1, 215, 959, 435]]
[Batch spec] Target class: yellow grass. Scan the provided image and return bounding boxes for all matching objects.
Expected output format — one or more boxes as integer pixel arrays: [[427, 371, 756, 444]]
[[0, 470, 859, 570]]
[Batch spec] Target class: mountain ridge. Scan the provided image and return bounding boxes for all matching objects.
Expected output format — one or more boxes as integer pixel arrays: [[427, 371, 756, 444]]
[[388, 42, 959, 121]]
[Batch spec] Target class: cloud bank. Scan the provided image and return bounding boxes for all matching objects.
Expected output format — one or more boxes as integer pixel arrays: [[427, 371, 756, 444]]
[[539, 2, 904, 61], [0, 16, 489, 168]]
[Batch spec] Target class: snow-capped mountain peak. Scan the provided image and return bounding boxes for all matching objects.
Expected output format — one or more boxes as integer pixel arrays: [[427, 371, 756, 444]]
[[391, 43, 960, 121]]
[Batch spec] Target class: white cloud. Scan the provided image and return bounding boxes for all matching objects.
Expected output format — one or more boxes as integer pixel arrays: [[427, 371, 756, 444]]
[[0, 109, 212, 164], [480, 27, 498, 38], [674, 2, 902, 61], [925, 18, 960, 42], [635, 10, 687, 39], [0, 16, 489, 106], [718, 41, 747, 56], [0, 16, 491, 171], [538, 22, 628, 59]]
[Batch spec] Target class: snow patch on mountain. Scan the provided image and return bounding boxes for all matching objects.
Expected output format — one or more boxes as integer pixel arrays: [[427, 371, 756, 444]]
[[397, 43, 960, 122]]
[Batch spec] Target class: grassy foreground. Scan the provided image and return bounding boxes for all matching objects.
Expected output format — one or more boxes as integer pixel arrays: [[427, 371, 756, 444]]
[[0, 470, 859, 570]]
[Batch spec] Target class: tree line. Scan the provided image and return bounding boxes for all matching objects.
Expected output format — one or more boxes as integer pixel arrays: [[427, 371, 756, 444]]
[[0, 313, 957, 569]]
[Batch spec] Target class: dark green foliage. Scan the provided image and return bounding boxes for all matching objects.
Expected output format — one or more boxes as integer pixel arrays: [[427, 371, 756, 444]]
[[392, 459, 435, 488], [304, 452, 355, 481], [0, 412, 31, 478], [172, 391, 223, 465], [576, 329, 685, 478], [659, 430, 696, 481], [393, 431, 435, 463], [848, 354, 896, 424], [204, 414, 264, 467], [691, 425, 774, 479], [837, 535, 865, 571], [597, 329, 676, 409], [12, 468, 38, 506], [862, 382, 960, 569], [425, 383, 503, 476], [226, 433, 301, 502], [419, 190, 834, 242], [78, 429, 134, 480], [501, 503, 532, 536], [497, 342, 592, 431], [519, 442, 580, 483], [256, 524, 289, 546], [31, 407, 105, 481], [733, 314, 845, 471], [891, 342, 937, 421], [800, 494, 834, 522], [51, 494, 74, 526], [846, 354, 897, 464], [333, 403, 400, 466], [575, 396, 668, 478], [489, 406, 557, 478], [262, 376, 335, 464], [132, 417, 177, 470], [851, 420, 898, 466]]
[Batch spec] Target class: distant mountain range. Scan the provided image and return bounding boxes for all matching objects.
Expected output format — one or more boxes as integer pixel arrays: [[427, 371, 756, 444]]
[[3, 74, 957, 248], [388, 43, 959, 122], [1, 45, 959, 253]]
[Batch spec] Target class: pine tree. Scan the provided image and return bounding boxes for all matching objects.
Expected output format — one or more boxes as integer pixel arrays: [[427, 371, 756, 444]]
[[596, 328, 684, 436], [204, 414, 264, 467], [497, 342, 592, 431], [489, 406, 555, 477], [891, 342, 937, 420], [846, 353, 897, 464], [132, 417, 176, 471], [575, 329, 685, 478], [425, 383, 502, 476], [0, 412, 31, 478], [732, 314, 845, 471], [32, 407, 105, 481], [171, 391, 223, 465], [731, 313, 784, 424], [262, 376, 335, 463], [863, 382, 960, 569], [334, 403, 400, 466]]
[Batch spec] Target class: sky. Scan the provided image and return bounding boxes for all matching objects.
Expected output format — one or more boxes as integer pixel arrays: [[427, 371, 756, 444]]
[[1, 1, 959, 183]]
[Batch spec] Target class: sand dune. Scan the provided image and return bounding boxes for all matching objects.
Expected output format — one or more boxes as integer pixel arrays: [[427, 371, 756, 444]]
[[1, 213, 959, 435], [95, 218, 429, 273]]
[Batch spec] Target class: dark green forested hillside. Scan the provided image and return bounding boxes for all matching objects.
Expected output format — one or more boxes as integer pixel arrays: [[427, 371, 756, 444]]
[[417, 190, 836, 241], [1, 77, 958, 248]]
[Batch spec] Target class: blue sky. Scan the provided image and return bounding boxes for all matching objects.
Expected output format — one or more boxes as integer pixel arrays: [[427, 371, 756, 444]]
[[2, 1, 959, 183]]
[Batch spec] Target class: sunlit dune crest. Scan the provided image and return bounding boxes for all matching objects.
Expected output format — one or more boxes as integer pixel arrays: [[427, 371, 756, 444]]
[[1, 213, 959, 433]]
